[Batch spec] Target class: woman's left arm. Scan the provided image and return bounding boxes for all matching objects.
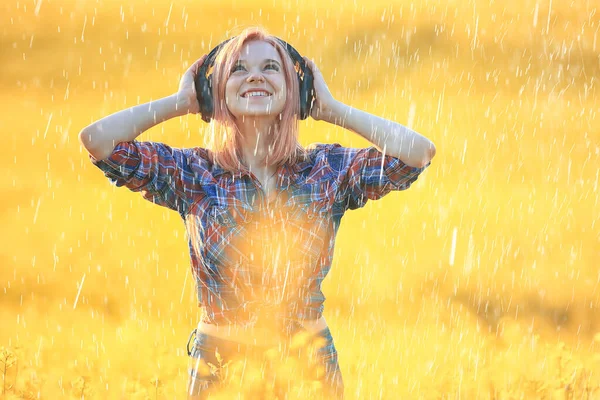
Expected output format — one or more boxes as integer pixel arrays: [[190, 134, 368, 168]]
[[304, 57, 436, 168]]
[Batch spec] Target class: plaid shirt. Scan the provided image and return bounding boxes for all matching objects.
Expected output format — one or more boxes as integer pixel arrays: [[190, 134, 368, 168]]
[[89, 141, 430, 326]]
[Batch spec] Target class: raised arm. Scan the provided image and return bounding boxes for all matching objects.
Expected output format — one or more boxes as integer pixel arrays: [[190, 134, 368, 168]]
[[78, 55, 207, 161], [303, 57, 436, 168]]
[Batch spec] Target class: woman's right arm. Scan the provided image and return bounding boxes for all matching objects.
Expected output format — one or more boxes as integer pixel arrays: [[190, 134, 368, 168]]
[[78, 55, 207, 161]]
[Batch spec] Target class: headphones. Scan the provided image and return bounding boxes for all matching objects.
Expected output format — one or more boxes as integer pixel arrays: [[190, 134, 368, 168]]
[[194, 37, 315, 123]]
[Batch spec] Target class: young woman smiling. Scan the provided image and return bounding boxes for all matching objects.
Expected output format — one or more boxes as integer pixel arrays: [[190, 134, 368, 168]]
[[79, 26, 435, 399]]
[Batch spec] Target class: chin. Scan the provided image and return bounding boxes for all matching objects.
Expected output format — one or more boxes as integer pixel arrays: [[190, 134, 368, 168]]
[[235, 114, 279, 122], [232, 107, 284, 119]]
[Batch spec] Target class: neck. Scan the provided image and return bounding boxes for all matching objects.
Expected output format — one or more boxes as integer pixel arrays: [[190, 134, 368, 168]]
[[236, 115, 279, 172]]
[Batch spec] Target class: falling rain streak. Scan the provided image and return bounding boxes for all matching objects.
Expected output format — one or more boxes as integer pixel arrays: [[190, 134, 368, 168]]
[[1, 0, 599, 398]]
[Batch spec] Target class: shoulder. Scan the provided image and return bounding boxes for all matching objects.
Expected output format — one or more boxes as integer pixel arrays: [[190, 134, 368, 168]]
[[132, 141, 216, 179], [305, 142, 341, 153], [137, 141, 198, 171], [181, 146, 212, 167], [178, 146, 220, 180], [305, 142, 347, 160], [304, 142, 359, 172]]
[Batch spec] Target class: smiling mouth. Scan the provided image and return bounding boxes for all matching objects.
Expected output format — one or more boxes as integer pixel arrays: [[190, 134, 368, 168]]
[[241, 91, 272, 98]]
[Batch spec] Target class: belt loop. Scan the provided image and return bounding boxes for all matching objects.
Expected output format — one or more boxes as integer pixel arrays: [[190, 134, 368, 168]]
[[186, 328, 197, 357]]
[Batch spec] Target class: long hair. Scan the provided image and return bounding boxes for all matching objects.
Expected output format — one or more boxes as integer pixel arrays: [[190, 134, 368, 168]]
[[205, 27, 308, 172]]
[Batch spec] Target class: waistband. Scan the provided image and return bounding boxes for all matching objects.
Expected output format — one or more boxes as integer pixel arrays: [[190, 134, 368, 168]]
[[187, 325, 333, 357]]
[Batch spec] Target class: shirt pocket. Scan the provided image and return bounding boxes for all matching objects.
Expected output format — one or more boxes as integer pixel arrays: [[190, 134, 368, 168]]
[[200, 200, 252, 265], [282, 202, 330, 262], [207, 205, 245, 228], [205, 192, 253, 225]]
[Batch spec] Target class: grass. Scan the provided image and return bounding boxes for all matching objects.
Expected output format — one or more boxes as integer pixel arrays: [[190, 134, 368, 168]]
[[1, 0, 600, 398]]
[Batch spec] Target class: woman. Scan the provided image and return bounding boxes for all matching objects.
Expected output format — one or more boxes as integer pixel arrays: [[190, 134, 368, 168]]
[[79, 27, 435, 399]]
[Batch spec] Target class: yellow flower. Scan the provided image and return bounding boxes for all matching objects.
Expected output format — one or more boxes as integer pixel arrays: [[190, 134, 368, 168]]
[[290, 330, 312, 350], [314, 365, 326, 379], [191, 358, 212, 377], [264, 347, 279, 361]]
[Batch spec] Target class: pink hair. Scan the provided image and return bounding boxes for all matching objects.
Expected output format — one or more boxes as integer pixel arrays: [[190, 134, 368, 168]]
[[205, 27, 308, 172]]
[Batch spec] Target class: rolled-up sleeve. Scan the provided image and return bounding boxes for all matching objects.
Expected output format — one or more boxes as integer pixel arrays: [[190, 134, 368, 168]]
[[89, 141, 192, 214], [327, 144, 431, 210]]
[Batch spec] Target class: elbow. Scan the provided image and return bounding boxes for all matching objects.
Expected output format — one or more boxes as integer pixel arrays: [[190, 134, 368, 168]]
[[78, 128, 92, 148], [426, 142, 436, 163], [78, 128, 95, 153], [413, 141, 436, 168], [79, 121, 104, 146], [78, 127, 101, 154], [396, 139, 436, 168], [78, 127, 112, 161]]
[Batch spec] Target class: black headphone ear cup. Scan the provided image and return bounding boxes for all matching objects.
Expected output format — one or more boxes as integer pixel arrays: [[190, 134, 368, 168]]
[[194, 40, 232, 123], [194, 61, 214, 123], [275, 39, 316, 120], [194, 59, 212, 123], [299, 61, 315, 120]]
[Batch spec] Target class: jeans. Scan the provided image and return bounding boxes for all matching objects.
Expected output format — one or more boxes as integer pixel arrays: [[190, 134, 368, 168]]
[[186, 326, 344, 399]]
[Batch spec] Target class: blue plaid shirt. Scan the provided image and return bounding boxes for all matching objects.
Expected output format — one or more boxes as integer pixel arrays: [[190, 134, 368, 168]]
[[89, 141, 430, 325]]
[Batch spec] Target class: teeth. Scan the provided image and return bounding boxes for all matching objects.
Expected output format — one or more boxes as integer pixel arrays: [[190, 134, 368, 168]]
[[244, 92, 269, 97]]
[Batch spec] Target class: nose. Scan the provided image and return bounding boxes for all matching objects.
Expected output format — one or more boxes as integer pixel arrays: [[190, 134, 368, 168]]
[[246, 72, 265, 83]]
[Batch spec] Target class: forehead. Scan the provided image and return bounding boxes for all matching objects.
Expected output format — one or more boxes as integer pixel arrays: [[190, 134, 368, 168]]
[[237, 40, 282, 63]]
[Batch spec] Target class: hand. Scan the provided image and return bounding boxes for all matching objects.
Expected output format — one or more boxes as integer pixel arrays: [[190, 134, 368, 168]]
[[176, 55, 207, 115], [302, 57, 341, 122]]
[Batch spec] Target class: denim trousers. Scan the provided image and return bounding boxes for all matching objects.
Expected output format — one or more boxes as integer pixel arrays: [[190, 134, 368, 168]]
[[186, 326, 344, 399]]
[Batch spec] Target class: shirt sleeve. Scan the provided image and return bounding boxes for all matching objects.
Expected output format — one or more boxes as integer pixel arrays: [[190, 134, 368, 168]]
[[88, 141, 194, 215], [327, 144, 431, 210]]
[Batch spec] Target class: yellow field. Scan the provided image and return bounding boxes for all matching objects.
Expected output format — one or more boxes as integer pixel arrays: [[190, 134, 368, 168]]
[[2, 0, 600, 398]]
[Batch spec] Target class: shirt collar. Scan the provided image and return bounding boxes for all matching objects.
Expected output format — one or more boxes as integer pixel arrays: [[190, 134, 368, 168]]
[[210, 152, 315, 188]]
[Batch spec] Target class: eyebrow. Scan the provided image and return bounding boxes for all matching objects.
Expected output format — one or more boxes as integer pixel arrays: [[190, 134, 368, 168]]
[[235, 59, 281, 66]]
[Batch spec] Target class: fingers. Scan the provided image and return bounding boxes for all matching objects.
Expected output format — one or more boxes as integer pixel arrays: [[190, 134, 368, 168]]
[[186, 55, 208, 76], [302, 56, 312, 69], [194, 54, 208, 67], [303, 56, 320, 74]]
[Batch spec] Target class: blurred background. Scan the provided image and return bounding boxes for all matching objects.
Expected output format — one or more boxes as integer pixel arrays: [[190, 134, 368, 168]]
[[1, 0, 600, 398]]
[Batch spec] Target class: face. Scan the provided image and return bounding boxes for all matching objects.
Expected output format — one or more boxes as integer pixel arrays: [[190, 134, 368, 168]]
[[224, 40, 287, 120]]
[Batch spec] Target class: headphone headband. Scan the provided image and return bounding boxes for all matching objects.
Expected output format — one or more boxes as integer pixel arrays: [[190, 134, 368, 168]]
[[194, 36, 315, 122]]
